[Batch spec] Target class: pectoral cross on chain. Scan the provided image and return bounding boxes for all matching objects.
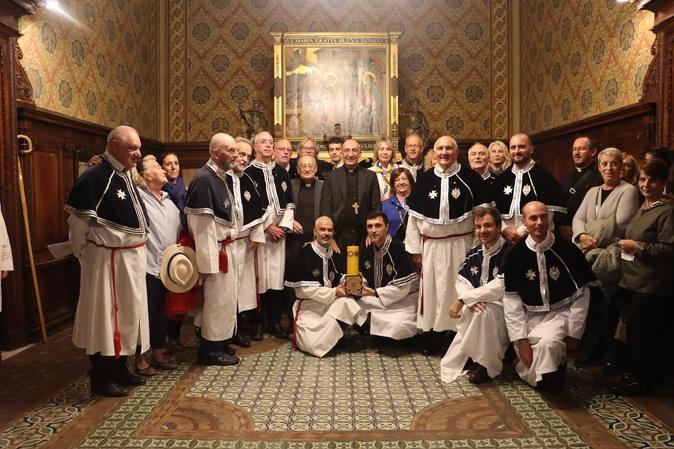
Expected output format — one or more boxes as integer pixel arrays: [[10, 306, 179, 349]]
[[352, 201, 360, 215]]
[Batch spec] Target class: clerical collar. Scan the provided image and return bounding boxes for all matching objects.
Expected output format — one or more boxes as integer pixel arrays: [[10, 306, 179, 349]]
[[207, 159, 227, 180], [483, 236, 506, 256], [525, 232, 554, 252], [346, 165, 359, 173], [434, 162, 460, 177], [575, 163, 593, 172], [511, 159, 536, 175], [102, 151, 126, 172], [302, 178, 316, 187], [311, 240, 332, 259]]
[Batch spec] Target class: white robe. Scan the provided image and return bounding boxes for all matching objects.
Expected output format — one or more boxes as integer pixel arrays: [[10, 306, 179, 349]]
[[503, 286, 590, 386], [292, 286, 367, 358], [405, 215, 473, 332], [441, 277, 509, 383], [0, 205, 13, 311], [69, 215, 149, 356], [257, 207, 294, 293], [232, 226, 265, 312], [188, 214, 239, 342], [358, 279, 419, 340]]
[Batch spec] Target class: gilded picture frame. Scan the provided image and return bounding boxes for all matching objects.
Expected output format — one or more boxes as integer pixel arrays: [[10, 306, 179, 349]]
[[271, 32, 400, 154]]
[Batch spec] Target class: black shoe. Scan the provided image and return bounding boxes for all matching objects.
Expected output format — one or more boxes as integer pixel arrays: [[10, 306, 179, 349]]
[[539, 363, 566, 393], [468, 365, 492, 384], [602, 360, 626, 375], [199, 352, 240, 366], [342, 336, 363, 353], [91, 381, 129, 397], [222, 344, 237, 356], [269, 323, 289, 339], [251, 323, 264, 341], [609, 375, 652, 396], [231, 334, 251, 348], [114, 368, 147, 387]]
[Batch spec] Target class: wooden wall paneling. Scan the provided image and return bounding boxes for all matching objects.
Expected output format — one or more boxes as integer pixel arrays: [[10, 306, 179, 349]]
[[531, 103, 656, 180]]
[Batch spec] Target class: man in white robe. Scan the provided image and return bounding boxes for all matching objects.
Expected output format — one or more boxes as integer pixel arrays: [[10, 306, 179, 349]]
[[285, 216, 367, 357], [502, 201, 595, 391], [358, 212, 418, 341], [441, 207, 511, 384], [227, 142, 267, 346], [245, 132, 295, 338], [185, 133, 240, 366], [405, 135, 491, 354], [65, 125, 149, 397]]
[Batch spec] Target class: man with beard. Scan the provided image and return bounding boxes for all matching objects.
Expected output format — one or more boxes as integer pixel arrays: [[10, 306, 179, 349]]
[[184, 133, 240, 366], [285, 216, 367, 357], [468, 142, 495, 184], [441, 207, 511, 384], [492, 134, 565, 244]]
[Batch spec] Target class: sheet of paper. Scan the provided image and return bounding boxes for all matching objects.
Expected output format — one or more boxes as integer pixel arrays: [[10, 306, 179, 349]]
[[47, 241, 73, 259]]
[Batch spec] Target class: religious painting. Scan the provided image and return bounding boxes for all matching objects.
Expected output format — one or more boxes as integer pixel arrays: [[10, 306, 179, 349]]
[[272, 32, 400, 150]]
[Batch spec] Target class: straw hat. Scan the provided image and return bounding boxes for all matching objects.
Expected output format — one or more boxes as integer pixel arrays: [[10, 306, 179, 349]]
[[160, 244, 198, 293]]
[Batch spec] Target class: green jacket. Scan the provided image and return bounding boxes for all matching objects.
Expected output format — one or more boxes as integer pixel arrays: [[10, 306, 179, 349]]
[[619, 198, 674, 295]]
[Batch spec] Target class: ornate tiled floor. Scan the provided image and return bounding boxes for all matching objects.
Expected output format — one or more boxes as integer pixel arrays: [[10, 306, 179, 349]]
[[0, 338, 672, 449]]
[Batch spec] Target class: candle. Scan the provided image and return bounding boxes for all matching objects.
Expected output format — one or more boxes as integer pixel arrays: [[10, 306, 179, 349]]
[[346, 245, 359, 276]]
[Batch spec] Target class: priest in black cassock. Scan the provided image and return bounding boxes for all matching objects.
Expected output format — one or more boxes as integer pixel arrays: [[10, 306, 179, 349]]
[[287, 155, 324, 261], [321, 139, 381, 251], [557, 136, 602, 241], [357, 212, 419, 341], [502, 201, 596, 391], [184, 133, 240, 366], [285, 216, 367, 357], [491, 134, 566, 244]]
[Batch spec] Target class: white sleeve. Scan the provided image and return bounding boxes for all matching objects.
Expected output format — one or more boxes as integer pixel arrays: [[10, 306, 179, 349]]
[[187, 214, 219, 274], [405, 215, 423, 255], [571, 190, 591, 243], [459, 278, 504, 306], [0, 210, 13, 271], [249, 222, 266, 244], [279, 208, 294, 230], [376, 282, 412, 307], [294, 286, 337, 305], [503, 291, 529, 341], [263, 205, 275, 228], [567, 286, 590, 340], [67, 214, 91, 259]]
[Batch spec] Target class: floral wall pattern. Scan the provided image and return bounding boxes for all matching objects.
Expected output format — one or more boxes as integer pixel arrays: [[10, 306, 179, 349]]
[[19, 0, 159, 139], [167, 0, 511, 142], [520, 0, 654, 134]]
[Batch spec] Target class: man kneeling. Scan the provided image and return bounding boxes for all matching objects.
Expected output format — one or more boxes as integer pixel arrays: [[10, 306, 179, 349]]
[[503, 201, 595, 391], [358, 212, 419, 341], [285, 216, 367, 357], [441, 206, 512, 384]]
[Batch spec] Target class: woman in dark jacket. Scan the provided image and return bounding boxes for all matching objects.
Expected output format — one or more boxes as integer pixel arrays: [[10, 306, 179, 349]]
[[381, 167, 414, 242]]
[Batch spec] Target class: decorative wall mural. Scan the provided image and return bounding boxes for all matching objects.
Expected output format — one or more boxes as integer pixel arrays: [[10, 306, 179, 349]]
[[18, 0, 158, 139], [520, 0, 654, 134]]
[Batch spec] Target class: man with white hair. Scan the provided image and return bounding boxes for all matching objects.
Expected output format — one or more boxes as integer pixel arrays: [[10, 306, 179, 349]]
[[65, 125, 150, 396], [468, 142, 495, 184], [246, 131, 295, 338], [185, 133, 240, 365], [405, 135, 491, 354]]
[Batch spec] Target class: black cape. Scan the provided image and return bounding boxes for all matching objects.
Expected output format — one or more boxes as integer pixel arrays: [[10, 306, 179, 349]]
[[491, 161, 566, 220], [406, 164, 492, 225], [457, 237, 512, 289], [226, 171, 267, 231], [503, 234, 596, 312], [558, 164, 603, 226], [285, 241, 343, 288], [360, 235, 418, 289], [184, 162, 234, 227], [64, 155, 149, 235], [246, 161, 295, 216]]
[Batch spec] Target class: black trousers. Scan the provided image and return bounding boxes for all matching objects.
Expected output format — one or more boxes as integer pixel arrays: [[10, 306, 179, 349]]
[[146, 274, 168, 349], [89, 353, 128, 384], [619, 289, 673, 386], [261, 288, 292, 327]]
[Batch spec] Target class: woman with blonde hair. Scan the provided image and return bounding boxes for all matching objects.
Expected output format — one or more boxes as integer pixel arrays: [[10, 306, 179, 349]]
[[488, 140, 511, 175], [621, 153, 639, 188], [369, 136, 398, 200]]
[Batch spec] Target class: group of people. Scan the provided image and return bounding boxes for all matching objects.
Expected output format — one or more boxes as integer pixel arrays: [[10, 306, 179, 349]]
[[65, 125, 673, 399]]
